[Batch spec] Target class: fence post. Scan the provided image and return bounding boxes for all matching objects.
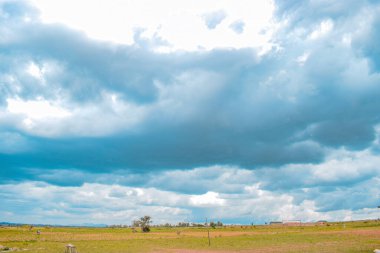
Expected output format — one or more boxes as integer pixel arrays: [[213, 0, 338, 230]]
[[65, 244, 77, 253]]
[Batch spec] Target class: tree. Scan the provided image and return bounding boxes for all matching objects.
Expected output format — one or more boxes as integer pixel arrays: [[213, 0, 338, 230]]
[[139, 216, 152, 232], [177, 222, 189, 227], [132, 220, 140, 228]]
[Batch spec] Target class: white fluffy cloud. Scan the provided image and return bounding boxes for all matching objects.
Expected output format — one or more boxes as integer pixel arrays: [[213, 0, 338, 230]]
[[2, 169, 379, 225], [2, 143, 380, 224], [30, 0, 275, 52]]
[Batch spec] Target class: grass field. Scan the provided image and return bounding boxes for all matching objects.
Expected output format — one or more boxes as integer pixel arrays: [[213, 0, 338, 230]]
[[1, 220, 380, 253]]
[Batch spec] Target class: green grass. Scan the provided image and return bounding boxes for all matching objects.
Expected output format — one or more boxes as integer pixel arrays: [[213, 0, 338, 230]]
[[1, 220, 380, 252]]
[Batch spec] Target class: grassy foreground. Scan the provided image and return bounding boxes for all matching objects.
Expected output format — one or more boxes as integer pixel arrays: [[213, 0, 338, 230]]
[[1, 220, 380, 253]]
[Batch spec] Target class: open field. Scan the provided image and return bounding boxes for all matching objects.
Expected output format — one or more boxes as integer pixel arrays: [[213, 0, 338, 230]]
[[1, 220, 380, 253]]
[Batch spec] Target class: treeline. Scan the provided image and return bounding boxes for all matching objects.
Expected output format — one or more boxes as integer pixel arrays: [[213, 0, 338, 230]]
[[108, 221, 223, 228]]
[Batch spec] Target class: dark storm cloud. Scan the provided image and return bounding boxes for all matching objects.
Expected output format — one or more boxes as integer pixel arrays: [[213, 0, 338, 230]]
[[0, 0, 380, 193]]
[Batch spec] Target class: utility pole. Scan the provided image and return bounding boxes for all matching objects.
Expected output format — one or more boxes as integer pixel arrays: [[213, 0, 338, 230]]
[[206, 218, 211, 246]]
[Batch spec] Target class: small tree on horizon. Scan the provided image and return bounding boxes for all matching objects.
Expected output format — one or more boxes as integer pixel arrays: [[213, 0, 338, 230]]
[[138, 215, 152, 232], [132, 220, 140, 227]]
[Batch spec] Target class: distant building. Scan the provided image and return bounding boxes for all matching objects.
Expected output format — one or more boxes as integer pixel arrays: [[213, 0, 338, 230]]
[[282, 220, 302, 226], [269, 221, 282, 225], [269, 220, 303, 226]]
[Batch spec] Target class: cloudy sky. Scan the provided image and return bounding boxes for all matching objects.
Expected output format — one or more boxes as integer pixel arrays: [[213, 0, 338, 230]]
[[1, 0, 380, 225]]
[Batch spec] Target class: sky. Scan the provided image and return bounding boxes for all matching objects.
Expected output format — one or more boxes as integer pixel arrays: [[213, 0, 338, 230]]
[[1, 0, 380, 225]]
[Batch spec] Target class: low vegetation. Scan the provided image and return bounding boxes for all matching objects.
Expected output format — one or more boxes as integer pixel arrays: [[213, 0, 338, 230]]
[[0, 220, 380, 252]]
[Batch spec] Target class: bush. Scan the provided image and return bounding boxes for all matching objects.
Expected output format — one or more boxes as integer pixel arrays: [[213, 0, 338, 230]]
[[133, 216, 152, 233]]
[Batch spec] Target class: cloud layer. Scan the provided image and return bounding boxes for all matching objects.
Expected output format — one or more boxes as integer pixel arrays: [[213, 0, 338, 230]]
[[1, 0, 380, 224]]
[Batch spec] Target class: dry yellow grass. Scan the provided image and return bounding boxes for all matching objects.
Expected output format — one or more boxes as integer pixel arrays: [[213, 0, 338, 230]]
[[1, 220, 380, 252]]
